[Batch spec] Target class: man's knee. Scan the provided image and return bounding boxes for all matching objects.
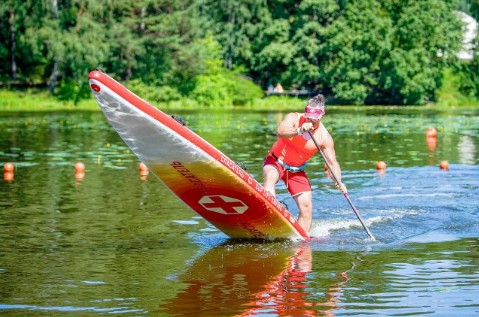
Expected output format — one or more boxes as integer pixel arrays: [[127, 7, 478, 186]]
[[299, 202, 312, 214], [263, 166, 279, 183], [295, 193, 313, 211]]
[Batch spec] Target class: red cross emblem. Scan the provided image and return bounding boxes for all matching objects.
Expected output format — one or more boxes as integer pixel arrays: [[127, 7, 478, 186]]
[[199, 195, 248, 215]]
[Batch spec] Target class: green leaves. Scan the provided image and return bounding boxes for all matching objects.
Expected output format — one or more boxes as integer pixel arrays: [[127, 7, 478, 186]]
[[0, 0, 475, 106], [189, 35, 263, 107], [314, 0, 463, 104]]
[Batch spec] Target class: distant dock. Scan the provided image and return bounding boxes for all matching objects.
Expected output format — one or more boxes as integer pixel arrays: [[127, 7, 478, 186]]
[[266, 89, 319, 98]]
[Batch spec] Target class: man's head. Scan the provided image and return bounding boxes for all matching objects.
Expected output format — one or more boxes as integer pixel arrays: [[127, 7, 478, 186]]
[[304, 94, 325, 120]]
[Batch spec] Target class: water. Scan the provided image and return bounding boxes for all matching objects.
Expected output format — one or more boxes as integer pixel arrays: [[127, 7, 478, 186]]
[[0, 107, 478, 316]]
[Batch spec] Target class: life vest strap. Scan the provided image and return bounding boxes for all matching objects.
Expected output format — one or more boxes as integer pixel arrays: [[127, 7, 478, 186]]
[[271, 153, 306, 173]]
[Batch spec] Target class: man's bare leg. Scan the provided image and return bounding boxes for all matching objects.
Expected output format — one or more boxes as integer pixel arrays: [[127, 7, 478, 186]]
[[293, 191, 313, 233]]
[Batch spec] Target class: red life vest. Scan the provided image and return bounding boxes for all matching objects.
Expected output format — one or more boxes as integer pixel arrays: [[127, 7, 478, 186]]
[[271, 114, 318, 167]]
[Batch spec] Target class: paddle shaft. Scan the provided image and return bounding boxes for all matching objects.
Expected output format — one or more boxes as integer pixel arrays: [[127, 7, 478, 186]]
[[307, 131, 376, 241]]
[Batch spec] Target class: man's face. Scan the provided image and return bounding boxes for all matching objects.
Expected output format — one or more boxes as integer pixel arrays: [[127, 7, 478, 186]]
[[306, 115, 323, 124]]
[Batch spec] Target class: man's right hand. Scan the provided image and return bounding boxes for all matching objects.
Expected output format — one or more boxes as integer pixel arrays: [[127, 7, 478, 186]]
[[299, 122, 314, 133]]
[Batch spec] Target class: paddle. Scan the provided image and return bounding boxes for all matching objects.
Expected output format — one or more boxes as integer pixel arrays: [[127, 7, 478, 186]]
[[308, 131, 376, 241]]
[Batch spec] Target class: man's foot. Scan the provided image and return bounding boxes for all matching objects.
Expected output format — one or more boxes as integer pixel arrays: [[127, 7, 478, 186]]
[[279, 200, 288, 210]]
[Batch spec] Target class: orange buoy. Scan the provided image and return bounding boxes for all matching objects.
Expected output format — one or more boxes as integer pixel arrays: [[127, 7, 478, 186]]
[[376, 161, 387, 170], [426, 127, 437, 138], [75, 171, 85, 179], [3, 162, 14, 172], [4, 171, 14, 181], [74, 162, 85, 172], [426, 136, 437, 151], [439, 160, 449, 170]]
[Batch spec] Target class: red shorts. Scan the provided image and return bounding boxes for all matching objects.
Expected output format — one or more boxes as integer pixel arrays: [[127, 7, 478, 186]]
[[263, 154, 311, 196]]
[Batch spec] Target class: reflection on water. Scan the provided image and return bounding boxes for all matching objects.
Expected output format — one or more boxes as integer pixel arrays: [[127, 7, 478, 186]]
[[0, 107, 478, 316], [160, 242, 349, 317], [458, 135, 477, 164], [158, 239, 479, 317]]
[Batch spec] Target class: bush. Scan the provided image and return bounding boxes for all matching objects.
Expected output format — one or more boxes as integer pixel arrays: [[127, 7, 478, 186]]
[[229, 74, 264, 106], [186, 34, 264, 107], [458, 59, 479, 99], [55, 79, 91, 105], [189, 72, 265, 108], [436, 67, 479, 107], [127, 79, 181, 103], [190, 74, 234, 108]]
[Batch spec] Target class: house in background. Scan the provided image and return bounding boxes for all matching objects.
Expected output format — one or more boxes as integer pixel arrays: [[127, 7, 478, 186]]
[[457, 11, 477, 61]]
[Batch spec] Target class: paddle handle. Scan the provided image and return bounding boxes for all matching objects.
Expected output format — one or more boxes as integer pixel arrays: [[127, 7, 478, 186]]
[[308, 131, 376, 241]]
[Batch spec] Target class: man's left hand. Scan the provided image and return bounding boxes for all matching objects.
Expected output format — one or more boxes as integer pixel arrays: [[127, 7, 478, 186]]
[[336, 182, 347, 194]]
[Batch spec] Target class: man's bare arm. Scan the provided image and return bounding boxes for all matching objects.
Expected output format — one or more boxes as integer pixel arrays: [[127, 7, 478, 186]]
[[277, 113, 300, 138]]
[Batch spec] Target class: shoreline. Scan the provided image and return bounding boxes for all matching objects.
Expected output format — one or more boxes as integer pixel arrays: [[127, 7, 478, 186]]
[[1, 89, 478, 113]]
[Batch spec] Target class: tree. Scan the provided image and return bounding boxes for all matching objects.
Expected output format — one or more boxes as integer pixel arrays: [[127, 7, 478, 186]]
[[286, 0, 343, 90], [198, 0, 263, 69], [133, 0, 209, 93], [0, 1, 42, 83], [0, 0, 472, 106], [189, 34, 263, 107], [313, 0, 391, 103], [20, 1, 111, 101], [317, 0, 462, 104], [382, 0, 463, 104], [102, 1, 146, 82]]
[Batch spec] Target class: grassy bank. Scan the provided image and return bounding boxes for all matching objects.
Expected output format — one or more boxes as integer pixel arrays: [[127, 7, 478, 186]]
[[0, 88, 310, 112], [0, 89, 99, 111], [1, 84, 478, 113], [435, 68, 479, 107]]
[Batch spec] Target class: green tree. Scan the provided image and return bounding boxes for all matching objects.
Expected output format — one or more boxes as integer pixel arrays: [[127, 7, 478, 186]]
[[0, 0, 473, 106], [286, 0, 343, 90], [317, 0, 462, 104], [102, 2, 146, 82], [0, 0, 18, 81], [0, 1, 44, 83], [251, 18, 295, 87], [17, 1, 111, 101], [198, 0, 270, 70], [189, 35, 264, 107], [382, 0, 463, 104], [133, 0, 208, 93], [248, 0, 295, 88]]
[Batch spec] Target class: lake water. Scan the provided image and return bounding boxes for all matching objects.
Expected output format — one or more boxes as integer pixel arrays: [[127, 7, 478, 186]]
[[0, 106, 478, 316]]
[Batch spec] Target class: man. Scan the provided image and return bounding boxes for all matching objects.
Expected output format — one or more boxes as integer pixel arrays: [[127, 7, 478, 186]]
[[263, 94, 347, 234]]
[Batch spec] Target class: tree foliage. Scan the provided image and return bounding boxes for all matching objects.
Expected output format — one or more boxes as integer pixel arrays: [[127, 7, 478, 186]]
[[0, 0, 475, 105]]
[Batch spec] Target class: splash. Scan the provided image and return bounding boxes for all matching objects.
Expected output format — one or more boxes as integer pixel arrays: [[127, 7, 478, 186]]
[[308, 209, 417, 239], [309, 218, 360, 237]]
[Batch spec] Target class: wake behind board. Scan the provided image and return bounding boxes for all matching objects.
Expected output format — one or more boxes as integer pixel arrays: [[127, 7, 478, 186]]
[[88, 70, 308, 240]]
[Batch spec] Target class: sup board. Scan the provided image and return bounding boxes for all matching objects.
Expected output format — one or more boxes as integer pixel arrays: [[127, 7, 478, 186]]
[[88, 70, 309, 240]]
